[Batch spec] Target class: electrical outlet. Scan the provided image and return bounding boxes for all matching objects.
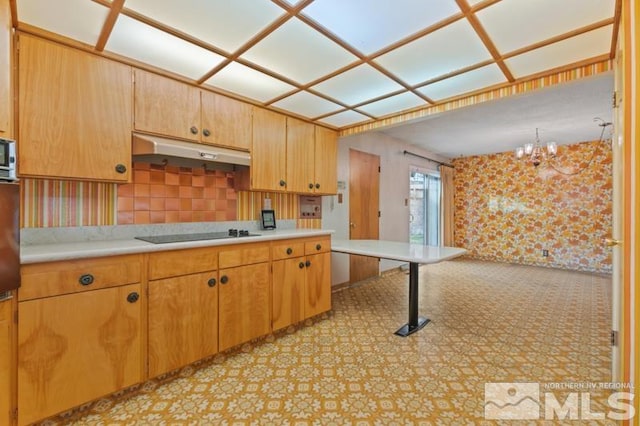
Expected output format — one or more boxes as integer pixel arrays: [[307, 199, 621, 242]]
[[542, 249, 549, 257]]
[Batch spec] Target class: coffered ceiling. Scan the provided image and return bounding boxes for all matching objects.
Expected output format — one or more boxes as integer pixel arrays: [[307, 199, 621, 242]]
[[13, 0, 618, 137]]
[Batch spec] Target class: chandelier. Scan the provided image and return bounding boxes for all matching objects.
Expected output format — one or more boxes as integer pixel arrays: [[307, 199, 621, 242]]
[[515, 128, 557, 167], [514, 119, 612, 175]]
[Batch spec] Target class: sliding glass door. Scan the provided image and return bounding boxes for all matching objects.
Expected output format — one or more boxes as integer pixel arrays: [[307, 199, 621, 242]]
[[409, 170, 441, 246]]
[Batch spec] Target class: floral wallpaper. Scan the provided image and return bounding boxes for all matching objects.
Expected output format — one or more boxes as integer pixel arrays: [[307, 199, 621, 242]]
[[453, 140, 612, 273]]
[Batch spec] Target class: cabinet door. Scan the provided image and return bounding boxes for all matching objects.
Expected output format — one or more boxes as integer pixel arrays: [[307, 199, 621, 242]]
[[286, 117, 315, 193], [18, 35, 132, 182], [0, 0, 11, 136], [201, 91, 252, 151], [148, 271, 218, 377], [250, 108, 287, 191], [133, 69, 201, 142], [0, 299, 12, 426], [218, 262, 270, 351], [304, 252, 332, 318], [314, 126, 338, 194], [18, 284, 142, 425], [272, 258, 305, 331]]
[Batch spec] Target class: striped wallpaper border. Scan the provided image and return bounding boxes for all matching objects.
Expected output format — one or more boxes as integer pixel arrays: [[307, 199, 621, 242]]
[[21, 179, 116, 228], [340, 60, 613, 137]]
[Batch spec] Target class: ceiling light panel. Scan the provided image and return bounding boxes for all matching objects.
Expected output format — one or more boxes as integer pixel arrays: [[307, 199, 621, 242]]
[[505, 26, 613, 79], [272, 91, 343, 118], [18, 0, 109, 46], [418, 64, 507, 101], [358, 92, 426, 117], [106, 15, 224, 80], [374, 19, 491, 86], [241, 18, 359, 84], [204, 62, 296, 102], [301, 0, 461, 55], [123, 0, 284, 53], [320, 110, 370, 127], [310, 64, 404, 106], [477, 0, 615, 53]]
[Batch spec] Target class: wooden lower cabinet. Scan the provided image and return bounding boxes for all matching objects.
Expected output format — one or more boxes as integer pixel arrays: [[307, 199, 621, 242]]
[[218, 262, 270, 351], [148, 271, 218, 377], [271, 237, 332, 330], [0, 298, 13, 426], [17, 284, 143, 425], [304, 251, 332, 318], [272, 257, 306, 331]]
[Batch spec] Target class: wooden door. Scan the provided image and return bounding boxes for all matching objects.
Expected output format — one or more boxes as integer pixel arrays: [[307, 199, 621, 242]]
[[148, 271, 218, 377], [18, 284, 142, 425], [250, 108, 287, 191], [349, 149, 380, 283], [304, 251, 332, 318], [133, 69, 201, 141], [286, 117, 315, 193], [272, 257, 305, 331], [314, 126, 338, 194], [218, 262, 270, 351], [200, 91, 252, 150], [18, 35, 132, 182]]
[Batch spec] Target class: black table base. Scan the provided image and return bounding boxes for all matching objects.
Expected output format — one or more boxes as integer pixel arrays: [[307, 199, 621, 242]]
[[394, 262, 431, 337]]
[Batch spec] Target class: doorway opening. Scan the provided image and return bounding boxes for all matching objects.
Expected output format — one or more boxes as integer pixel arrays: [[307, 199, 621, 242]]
[[409, 169, 441, 246]]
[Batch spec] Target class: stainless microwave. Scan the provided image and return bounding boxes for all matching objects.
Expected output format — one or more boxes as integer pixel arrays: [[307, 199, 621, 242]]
[[0, 137, 16, 182]]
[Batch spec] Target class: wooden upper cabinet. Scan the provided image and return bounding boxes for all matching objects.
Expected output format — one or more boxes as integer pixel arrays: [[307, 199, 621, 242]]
[[0, 0, 11, 136], [314, 126, 338, 194], [200, 91, 251, 151], [133, 69, 200, 142], [18, 35, 133, 182], [286, 117, 315, 193], [249, 108, 287, 191]]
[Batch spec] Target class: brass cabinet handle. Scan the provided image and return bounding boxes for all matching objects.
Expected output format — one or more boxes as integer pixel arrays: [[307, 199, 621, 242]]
[[605, 238, 622, 247]]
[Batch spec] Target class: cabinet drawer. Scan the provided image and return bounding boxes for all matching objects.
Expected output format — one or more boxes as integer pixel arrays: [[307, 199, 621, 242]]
[[219, 243, 270, 269], [272, 240, 305, 260], [304, 237, 330, 255], [20, 254, 142, 301], [148, 247, 218, 280]]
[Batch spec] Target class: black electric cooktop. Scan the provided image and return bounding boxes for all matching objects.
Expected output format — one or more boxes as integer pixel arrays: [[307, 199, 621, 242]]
[[135, 230, 260, 244]]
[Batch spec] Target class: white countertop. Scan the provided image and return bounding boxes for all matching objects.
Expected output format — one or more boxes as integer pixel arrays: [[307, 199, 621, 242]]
[[331, 239, 467, 264], [21, 229, 333, 264]]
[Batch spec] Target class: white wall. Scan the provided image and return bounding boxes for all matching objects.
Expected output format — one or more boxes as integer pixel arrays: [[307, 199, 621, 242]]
[[321, 131, 449, 285]]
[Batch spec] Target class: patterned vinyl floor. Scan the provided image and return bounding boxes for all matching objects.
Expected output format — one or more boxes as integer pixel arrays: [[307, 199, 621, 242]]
[[49, 259, 613, 425]]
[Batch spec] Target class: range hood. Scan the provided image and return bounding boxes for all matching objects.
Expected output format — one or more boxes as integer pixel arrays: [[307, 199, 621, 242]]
[[132, 133, 250, 170]]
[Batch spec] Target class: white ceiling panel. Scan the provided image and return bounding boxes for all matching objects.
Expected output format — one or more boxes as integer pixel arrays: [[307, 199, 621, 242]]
[[18, 0, 109, 46], [374, 19, 492, 86], [124, 0, 284, 53], [506, 26, 613, 79], [272, 91, 343, 118], [241, 18, 358, 84], [320, 110, 370, 127], [310, 64, 403, 106], [418, 64, 507, 101], [477, 0, 615, 53], [204, 61, 296, 102], [358, 92, 426, 117], [106, 15, 224, 79], [301, 0, 461, 55]]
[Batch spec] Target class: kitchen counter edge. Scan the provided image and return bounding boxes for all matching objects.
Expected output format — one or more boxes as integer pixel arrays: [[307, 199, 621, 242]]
[[21, 229, 335, 264]]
